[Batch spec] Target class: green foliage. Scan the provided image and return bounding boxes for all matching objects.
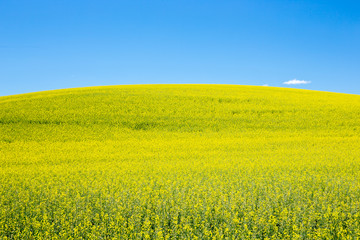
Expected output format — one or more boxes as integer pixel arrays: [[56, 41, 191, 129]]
[[1, 84, 360, 239]]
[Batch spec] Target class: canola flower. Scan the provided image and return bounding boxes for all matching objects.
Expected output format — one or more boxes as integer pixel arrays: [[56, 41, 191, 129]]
[[0, 84, 360, 239]]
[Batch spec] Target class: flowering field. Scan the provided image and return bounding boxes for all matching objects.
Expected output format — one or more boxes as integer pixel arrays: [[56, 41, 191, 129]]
[[1, 84, 360, 239]]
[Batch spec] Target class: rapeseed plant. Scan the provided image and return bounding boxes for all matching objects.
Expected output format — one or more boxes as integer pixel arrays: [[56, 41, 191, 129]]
[[0, 85, 359, 239]]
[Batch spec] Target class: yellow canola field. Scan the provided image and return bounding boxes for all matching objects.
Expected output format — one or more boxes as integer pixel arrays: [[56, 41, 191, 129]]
[[0, 84, 360, 239]]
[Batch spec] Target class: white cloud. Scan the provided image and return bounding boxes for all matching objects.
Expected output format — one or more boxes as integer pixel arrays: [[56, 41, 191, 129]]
[[263, 84, 269, 86], [283, 79, 311, 85]]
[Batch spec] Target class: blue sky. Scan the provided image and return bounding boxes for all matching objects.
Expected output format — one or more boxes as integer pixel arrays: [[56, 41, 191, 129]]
[[1, 0, 359, 96]]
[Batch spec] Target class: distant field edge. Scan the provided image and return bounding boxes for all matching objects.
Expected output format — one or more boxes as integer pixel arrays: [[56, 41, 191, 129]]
[[1, 83, 359, 99]]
